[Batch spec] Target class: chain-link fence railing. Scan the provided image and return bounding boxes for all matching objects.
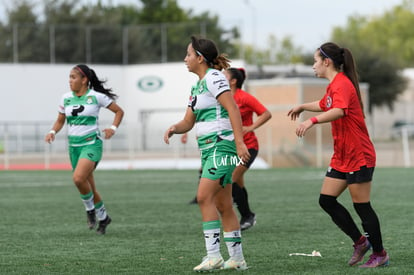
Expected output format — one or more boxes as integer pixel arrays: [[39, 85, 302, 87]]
[[0, 22, 233, 64]]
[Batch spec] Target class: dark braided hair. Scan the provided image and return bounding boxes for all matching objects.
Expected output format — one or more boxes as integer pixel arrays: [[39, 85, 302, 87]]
[[75, 64, 118, 100], [318, 42, 364, 114]]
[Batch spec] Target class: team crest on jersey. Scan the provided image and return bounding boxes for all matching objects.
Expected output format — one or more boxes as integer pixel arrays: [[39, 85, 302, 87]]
[[326, 96, 333, 108], [198, 84, 204, 94], [188, 95, 197, 110], [86, 96, 93, 104]]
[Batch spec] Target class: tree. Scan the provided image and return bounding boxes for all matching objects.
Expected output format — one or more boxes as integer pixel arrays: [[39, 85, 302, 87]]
[[355, 50, 407, 113], [0, 0, 49, 62], [357, 0, 414, 68], [328, 3, 411, 112], [44, 0, 90, 63], [0, 0, 240, 64], [261, 35, 303, 64], [237, 34, 305, 65]]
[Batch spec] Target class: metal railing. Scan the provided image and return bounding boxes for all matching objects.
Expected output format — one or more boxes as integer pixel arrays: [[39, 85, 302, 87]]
[[0, 22, 214, 64]]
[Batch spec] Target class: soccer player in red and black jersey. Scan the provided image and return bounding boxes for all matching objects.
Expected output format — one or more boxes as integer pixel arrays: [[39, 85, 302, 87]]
[[287, 42, 389, 268], [225, 68, 272, 231]]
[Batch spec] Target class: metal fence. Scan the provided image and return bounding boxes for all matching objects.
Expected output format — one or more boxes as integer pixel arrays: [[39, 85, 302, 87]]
[[0, 22, 234, 64], [2, 109, 414, 169], [0, 118, 199, 169], [1, 120, 414, 170], [0, 121, 130, 153]]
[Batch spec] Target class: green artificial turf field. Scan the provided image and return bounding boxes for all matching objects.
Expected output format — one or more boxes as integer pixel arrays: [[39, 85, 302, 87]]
[[0, 168, 412, 274]]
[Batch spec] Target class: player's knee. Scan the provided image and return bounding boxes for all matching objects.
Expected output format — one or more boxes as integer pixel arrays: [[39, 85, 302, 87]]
[[196, 193, 212, 207], [215, 201, 225, 214], [319, 194, 338, 211], [72, 174, 84, 187]]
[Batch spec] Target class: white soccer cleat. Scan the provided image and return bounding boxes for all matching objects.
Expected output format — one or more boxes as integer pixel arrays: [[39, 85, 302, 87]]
[[222, 258, 248, 271], [193, 255, 224, 272]]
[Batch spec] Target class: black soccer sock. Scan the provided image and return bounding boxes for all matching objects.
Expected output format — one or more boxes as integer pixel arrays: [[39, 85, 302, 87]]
[[232, 182, 252, 218], [319, 194, 362, 242], [354, 202, 384, 252]]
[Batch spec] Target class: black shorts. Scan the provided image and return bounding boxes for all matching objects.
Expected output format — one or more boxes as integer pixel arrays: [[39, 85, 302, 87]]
[[242, 148, 258, 168], [325, 165, 375, 184]]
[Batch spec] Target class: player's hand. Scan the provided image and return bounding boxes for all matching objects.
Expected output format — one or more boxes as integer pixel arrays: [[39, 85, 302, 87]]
[[242, 126, 253, 135], [180, 133, 188, 144], [287, 106, 304, 121], [45, 133, 55, 144], [295, 120, 314, 138], [236, 142, 250, 165], [164, 126, 176, 144], [102, 128, 115, 139]]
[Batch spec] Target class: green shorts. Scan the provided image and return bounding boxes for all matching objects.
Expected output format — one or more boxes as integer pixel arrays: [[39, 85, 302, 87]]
[[200, 140, 239, 187], [69, 138, 103, 170]]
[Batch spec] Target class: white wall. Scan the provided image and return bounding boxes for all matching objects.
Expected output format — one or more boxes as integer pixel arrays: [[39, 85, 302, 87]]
[[1, 63, 192, 121], [1, 61, 243, 150]]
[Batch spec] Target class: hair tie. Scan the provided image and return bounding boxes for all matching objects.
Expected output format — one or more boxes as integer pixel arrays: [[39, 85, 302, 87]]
[[195, 50, 208, 63], [75, 64, 90, 79], [319, 48, 331, 59], [76, 67, 87, 78]]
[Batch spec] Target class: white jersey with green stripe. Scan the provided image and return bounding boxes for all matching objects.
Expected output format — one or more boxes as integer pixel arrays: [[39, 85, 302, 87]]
[[59, 89, 113, 146], [187, 68, 234, 151]]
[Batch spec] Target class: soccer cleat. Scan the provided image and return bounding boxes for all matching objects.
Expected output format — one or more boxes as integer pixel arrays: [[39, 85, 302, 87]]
[[193, 255, 224, 272], [222, 258, 248, 271], [96, 216, 112, 235], [86, 209, 96, 229], [359, 251, 389, 268], [240, 213, 256, 231], [348, 237, 371, 266]]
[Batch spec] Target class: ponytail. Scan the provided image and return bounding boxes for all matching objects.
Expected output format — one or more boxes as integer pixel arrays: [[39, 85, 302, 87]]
[[212, 54, 231, 71], [227, 67, 246, 88], [75, 64, 118, 100], [318, 43, 364, 115], [191, 35, 231, 71], [342, 49, 364, 115]]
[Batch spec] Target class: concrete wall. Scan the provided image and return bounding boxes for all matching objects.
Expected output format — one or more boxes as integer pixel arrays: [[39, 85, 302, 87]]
[[4, 63, 413, 168], [0, 62, 243, 151], [1, 63, 193, 123]]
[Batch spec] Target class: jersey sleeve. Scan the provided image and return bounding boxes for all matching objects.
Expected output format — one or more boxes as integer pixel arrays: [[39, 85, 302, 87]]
[[331, 86, 349, 109], [243, 92, 268, 115], [58, 94, 67, 114], [330, 85, 351, 116], [319, 83, 351, 114], [187, 86, 196, 108], [97, 93, 113, 108], [205, 70, 230, 98]]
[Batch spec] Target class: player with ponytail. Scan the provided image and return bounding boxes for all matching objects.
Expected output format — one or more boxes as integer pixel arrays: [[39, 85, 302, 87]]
[[288, 42, 389, 268], [164, 36, 249, 272], [45, 64, 124, 235]]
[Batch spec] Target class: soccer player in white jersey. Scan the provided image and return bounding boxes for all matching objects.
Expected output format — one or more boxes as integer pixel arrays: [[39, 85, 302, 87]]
[[45, 64, 124, 234], [164, 36, 250, 271]]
